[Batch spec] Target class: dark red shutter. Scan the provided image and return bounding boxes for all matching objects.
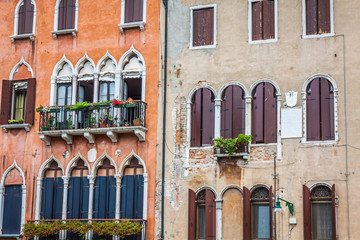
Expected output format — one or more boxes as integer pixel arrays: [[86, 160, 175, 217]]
[[264, 83, 277, 143], [252, 1, 262, 40], [320, 78, 334, 140], [307, 78, 321, 141], [0, 80, 12, 125], [205, 189, 216, 240], [306, 0, 318, 34], [201, 89, 214, 146], [318, 0, 330, 34], [303, 185, 311, 240], [331, 184, 336, 240], [125, 0, 133, 23], [188, 189, 196, 240], [193, 8, 214, 46], [252, 83, 264, 143], [24, 0, 34, 34], [65, 0, 76, 29], [58, 0, 66, 30], [243, 187, 251, 240], [232, 86, 245, 137], [18, 3, 26, 34], [269, 186, 273, 240], [263, 0, 275, 39], [133, 0, 143, 22], [191, 90, 201, 147], [25, 78, 36, 125], [221, 86, 233, 139]]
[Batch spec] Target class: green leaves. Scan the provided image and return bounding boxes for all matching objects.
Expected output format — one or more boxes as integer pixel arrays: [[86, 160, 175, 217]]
[[213, 134, 252, 156]]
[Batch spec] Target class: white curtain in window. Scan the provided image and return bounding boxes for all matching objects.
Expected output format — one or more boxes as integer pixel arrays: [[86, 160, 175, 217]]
[[312, 203, 332, 240]]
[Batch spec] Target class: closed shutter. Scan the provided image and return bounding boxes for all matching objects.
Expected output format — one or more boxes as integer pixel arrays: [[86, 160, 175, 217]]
[[205, 189, 216, 240], [134, 0, 143, 22], [58, 0, 66, 30], [252, 83, 264, 143], [81, 177, 89, 219], [306, 0, 318, 34], [2, 185, 22, 234], [94, 176, 116, 219], [18, 2, 26, 34], [41, 177, 63, 220], [243, 187, 251, 240], [252, 1, 262, 40], [120, 175, 144, 219], [191, 90, 201, 147], [303, 185, 311, 240], [318, 0, 330, 34], [221, 86, 233, 139], [193, 8, 214, 47], [67, 177, 89, 219], [135, 175, 144, 219], [109, 176, 116, 219], [65, 0, 76, 29], [269, 186, 273, 240], [202, 89, 215, 146], [25, 78, 36, 124], [263, 0, 275, 39], [54, 177, 64, 219], [233, 86, 245, 137], [125, 0, 133, 23], [331, 184, 336, 240], [188, 189, 196, 240], [307, 78, 321, 141], [264, 83, 277, 143], [0, 80, 12, 124], [24, 0, 34, 34], [320, 79, 334, 140]]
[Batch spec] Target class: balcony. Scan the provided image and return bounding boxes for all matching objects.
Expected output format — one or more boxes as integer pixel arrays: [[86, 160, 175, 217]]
[[38, 101, 147, 146]]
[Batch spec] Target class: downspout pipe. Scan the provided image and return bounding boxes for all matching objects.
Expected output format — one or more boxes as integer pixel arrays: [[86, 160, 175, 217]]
[[161, 0, 168, 239]]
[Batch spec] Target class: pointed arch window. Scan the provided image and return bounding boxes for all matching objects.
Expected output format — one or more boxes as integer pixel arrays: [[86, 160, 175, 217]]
[[52, 0, 78, 38], [119, 0, 146, 32], [11, 0, 36, 42], [98, 56, 116, 102]]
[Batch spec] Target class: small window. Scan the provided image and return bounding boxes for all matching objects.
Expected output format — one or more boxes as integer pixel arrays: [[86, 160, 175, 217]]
[[57, 83, 72, 106], [17, 0, 35, 35], [58, 0, 76, 30], [250, 0, 275, 41], [125, 0, 144, 23], [251, 82, 277, 144], [191, 5, 216, 48], [191, 88, 215, 147], [13, 87, 27, 121], [304, 0, 332, 36], [99, 82, 115, 102]]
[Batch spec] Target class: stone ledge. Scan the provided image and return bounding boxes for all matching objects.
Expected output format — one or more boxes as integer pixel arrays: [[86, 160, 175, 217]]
[[118, 21, 145, 32], [1, 124, 32, 133]]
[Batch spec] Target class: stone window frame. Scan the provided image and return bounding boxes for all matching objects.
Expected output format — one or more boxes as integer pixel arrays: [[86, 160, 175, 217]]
[[118, 0, 147, 32], [10, 0, 36, 42]]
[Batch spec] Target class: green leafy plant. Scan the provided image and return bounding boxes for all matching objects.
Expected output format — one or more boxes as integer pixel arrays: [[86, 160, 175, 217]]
[[8, 119, 23, 124], [236, 134, 253, 145], [70, 101, 90, 111], [213, 134, 253, 156]]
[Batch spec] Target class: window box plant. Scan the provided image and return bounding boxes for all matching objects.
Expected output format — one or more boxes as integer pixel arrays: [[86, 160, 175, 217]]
[[8, 119, 23, 124], [70, 101, 90, 111], [213, 134, 252, 156]]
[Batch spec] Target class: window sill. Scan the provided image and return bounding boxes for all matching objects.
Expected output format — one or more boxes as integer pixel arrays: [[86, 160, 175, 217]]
[[1, 123, 32, 133], [10, 33, 35, 43], [118, 22, 145, 32], [301, 140, 337, 146], [250, 143, 278, 147], [302, 32, 335, 39], [189, 146, 213, 150], [189, 44, 216, 50], [0, 234, 21, 239], [51, 29, 77, 39], [249, 38, 277, 44]]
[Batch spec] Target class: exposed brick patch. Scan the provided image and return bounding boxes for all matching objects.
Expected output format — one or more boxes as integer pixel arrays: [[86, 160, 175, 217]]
[[249, 145, 277, 161]]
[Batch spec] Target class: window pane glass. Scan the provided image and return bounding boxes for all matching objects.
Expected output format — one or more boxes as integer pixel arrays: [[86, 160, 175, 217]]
[[312, 203, 332, 240], [57, 85, 66, 106], [14, 91, 26, 120], [67, 86, 72, 105], [78, 86, 84, 103], [197, 205, 206, 239], [252, 204, 270, 239], [99, 83, 108, 102], [110, 82, 115, 100]]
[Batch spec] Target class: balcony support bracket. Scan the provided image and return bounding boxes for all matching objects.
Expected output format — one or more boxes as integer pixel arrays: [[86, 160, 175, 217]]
[[106, 131, 118, 143], [39, 134, 51, 146], [134, 129, 146, 141], [61, 133, 73, 145], [84, 132, 95, 144]]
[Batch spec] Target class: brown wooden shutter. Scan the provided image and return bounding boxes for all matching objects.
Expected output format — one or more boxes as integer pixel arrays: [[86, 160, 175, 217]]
[[65, 0, 76, 29], [188, 189, 196, 240], [303, 185, 311, 240], [252, 1, 262, 40], [320, 78, 334, 140], [18, 3, 26, 34], [307, 78, 321, 141], [58, 0, 66, 30], [25, 78, 36, 125], [306, 0, 318, 34], [24, 0, 34, 34], [318, 0, 330, 34], [269, 186, 273, 240], [205, 189, 216, 240], [133, 0, 143, 22], [252, 83, 264, 143], [191, 90, 201, 147], [264, 83, 277, 143], [202, 89, 214, 146], [125, 0, 133, 23], [193, 8, 214, 47], [232, 86, 246, 137], [221, 86, 233, 139], [331, 184, 336, 240], [243, 187, 251, 240], [263, 0, 275, 39], [0, 80, 12, 125]]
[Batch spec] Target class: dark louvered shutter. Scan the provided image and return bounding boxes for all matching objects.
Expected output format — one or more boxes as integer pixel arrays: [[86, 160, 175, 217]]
[[25, 78, 36, 124], [18, 3, 26, 35], [120, 175, 143, 219], [263, 0, 275, 39], [0, 80, 12, 124], [202, 88, 215, 146], [205, 189, 216, 240], [221, 86, 233, 139], [233, 86, 246, 137], [188, 189, 196, 240], [307, 78, 321, 141], [191, 90, 201, 147], [320, 79, 334, 140], [24, 0, 34, 34], [41, 178, 54, 219], [252, 1, 262, 40], [125, 0, 133, 23], [134, 0, 143, 22], [306, 0, 318, 34], [193, 8, 214, 46], [2, 185, 22, 234], [252, 83, 264, 143], [243, 187, 251, 240], [136, 175, 144, 219], [303, 185, 311, 240], [65, 0, 76, 29], [80, 176, 89, 219], [331, 184, 336, 240], [125, 0, 143, 23], [67, 177, 89, 219], [269, 186, 273, 240], [318, 0, 330, 34], [54, 178, 64, 219], [58, 0, 66, 30], [264, 83, 277, 143]]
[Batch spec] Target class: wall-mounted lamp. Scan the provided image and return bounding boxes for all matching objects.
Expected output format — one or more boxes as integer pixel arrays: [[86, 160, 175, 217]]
[[274, 196, 294, 216]]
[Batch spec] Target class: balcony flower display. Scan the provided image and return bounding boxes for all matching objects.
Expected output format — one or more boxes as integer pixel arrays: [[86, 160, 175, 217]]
[[213, 134, 252, 156], [112, 97, 135, 107]]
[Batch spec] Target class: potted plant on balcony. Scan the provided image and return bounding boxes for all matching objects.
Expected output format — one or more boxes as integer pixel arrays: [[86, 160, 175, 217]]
[[70, 101, 90, 111], [133, 117, 141, 126], [8, 119, 23, 124], [125, 97, 136, 107], [213, 134, 252, 156]]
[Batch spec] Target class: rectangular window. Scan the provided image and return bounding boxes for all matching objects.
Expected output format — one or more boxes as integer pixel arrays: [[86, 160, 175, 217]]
[[312, 203, 333, 240], [304, 0, 333, 36], [197, 205, 206, 239], [252, 203, 270, 239], [191, 5, 216, 48], [14, 89, 26, 121], [58, 0, 76, 30], [251, 0, 275, 41], [125, 0, 144, 23]]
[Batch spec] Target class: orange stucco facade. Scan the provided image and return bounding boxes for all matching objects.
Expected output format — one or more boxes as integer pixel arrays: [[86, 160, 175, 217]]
[[0, 0, 160, 239]]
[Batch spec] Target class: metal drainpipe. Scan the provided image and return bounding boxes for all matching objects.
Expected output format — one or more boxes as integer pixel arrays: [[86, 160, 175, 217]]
[[161, 0, 168, 239]]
